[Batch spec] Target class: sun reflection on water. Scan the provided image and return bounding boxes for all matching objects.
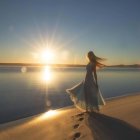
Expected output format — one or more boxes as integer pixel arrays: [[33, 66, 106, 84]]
[[42, 66, 53, 82]]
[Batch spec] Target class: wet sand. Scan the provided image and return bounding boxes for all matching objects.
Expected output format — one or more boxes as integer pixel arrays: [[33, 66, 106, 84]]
[[0, 93, 140, 140]]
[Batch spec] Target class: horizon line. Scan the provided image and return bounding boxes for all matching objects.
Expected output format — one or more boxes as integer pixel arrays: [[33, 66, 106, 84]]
[[0, 63, 140, 67]]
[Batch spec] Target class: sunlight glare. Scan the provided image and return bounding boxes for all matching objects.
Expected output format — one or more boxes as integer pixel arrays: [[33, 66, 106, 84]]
[[41, 110, 58, 119], [21, 66, 27, 73]]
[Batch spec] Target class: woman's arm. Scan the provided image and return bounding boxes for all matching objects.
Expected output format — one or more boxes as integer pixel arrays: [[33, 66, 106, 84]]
[[93, 65, 98, 88]]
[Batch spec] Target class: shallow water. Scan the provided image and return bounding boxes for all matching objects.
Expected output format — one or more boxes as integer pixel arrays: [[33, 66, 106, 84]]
[[0, 66, 140, 123]]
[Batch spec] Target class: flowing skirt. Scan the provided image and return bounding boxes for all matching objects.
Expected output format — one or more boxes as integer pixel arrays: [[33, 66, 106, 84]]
[[66, 81, 105, 111]]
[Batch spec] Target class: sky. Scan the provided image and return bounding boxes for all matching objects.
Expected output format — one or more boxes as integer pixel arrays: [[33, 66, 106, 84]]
[[0, 0, 140, 65]]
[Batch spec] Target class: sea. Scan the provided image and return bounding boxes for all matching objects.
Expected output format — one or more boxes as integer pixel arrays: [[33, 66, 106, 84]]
[[0, 66, 140, 123]]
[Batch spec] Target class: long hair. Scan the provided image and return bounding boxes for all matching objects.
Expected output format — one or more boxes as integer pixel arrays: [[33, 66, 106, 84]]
[[87, 51, 105, 68]]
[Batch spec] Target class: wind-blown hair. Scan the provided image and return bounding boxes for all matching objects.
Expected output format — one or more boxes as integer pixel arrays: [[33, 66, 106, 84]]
[[87, 51, 105, 68]]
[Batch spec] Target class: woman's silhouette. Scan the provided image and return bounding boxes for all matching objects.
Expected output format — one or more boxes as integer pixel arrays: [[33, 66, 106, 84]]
[[66, 51, 105, 112]]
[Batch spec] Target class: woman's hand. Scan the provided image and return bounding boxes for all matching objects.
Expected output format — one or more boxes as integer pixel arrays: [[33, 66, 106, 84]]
[[93, 65, 98, 89], [96, 84, 98, 89]]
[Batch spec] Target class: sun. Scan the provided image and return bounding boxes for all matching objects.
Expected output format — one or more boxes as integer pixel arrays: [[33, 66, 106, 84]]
[[40, 49, 55, 63]]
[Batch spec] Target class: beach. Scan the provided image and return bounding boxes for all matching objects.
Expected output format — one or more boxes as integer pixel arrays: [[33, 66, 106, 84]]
[[0, 93, 140, 140]]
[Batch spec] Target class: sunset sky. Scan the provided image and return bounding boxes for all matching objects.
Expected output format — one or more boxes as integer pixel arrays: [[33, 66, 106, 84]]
[[0, 0, 140, 65]]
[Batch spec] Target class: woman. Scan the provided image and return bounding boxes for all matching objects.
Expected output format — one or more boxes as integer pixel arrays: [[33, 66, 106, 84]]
[[66, 51, 105, 112]]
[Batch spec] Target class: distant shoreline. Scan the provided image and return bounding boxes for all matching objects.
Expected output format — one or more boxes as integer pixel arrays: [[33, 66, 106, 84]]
[[0, 63, 85, 67], [0, 63, 140, 68]]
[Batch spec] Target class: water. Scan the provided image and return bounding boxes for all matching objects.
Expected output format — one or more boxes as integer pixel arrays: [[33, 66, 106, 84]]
[[0, 66, 140, 123]]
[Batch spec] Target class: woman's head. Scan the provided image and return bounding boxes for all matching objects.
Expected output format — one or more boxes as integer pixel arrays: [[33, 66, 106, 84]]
[[87, 51, 105, 67], [87, 51, 96, 62]]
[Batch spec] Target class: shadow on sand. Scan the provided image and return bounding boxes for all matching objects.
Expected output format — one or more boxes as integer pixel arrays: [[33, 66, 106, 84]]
[[88, 112, 140, 140]]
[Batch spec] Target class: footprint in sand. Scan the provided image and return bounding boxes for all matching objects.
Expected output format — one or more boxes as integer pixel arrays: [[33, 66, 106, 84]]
[[75, 113, 84, 117], [73, 132, 81, 140], [71, 113, 84, 119], [78, 117, 84, 122], [73, 124, 80, 129]]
